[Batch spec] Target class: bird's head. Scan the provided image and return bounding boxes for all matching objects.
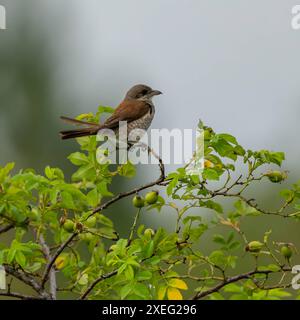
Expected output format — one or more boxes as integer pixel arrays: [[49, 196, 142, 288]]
[[125, 84, 162, 101]]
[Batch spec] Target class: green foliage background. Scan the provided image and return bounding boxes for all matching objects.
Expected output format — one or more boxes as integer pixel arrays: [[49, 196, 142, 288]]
[[0, 108, 299, 300]]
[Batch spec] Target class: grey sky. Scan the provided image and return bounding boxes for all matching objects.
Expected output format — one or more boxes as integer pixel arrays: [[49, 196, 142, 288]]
[[1, 0, 300, 174]]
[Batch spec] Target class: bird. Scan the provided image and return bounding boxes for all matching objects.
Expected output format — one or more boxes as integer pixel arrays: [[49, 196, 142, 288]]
[[60, 84, 162, 140]]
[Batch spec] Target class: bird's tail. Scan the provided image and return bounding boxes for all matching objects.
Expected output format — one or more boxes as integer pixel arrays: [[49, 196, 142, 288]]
[[60, 127, 100, 140], [60, 116, 101, 140]]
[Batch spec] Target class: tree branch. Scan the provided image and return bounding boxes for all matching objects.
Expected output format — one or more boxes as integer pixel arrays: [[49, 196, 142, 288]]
[[0, 223, 14, 234], [79, 270, 118, 300], [4, 265, 49, 299], [41, 233, 78, 289], [39, 234, 57, 299], [0, 292, 42, 300], [91, 146, 165, 216], [192, 267, 292, 300]]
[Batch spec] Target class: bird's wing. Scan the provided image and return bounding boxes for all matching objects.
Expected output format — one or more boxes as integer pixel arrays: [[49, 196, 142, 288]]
[[103, 100, 150, 129]]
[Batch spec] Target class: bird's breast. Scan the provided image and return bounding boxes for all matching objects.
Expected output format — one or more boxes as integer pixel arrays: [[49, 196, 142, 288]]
[[127, 105, 155, 133]]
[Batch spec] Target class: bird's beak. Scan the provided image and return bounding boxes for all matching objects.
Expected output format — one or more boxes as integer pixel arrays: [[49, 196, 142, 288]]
[[149, 90, 163, 97]]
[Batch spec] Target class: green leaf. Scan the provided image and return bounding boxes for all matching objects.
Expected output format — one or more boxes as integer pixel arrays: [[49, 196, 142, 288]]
[[7, 248, 16, 263], [60, 191, 75, 209], [147, 256, 160, 265], [118, 162, 136, 178], [202, 168, 220, 181], [279, 189, 294, 202], [133, 283, 150, 299], [68, 152, 89, 166], [120, 283, 133, 299], [257, 264, 280, 272], [209, 292, 225, 300], [136, 271, 152, 281], [200, 200, 223, 213], [213, 234, 226, 245], [78, 273, 89, 285], [0, 162, 15, 183], [183, 215, 202, 224], [15, 251, 26, 268], [217, 134, 238, 145], [45, 166, 64, 180], [124, 265, 135, 280], [72, 164, 96, 181], [166, 177, 178, 196], [86, 188, 100, 207], [97, 181, 113, 197]]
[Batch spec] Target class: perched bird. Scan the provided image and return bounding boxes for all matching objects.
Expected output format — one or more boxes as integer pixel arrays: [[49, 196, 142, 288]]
[[60, 84, 162, 140]]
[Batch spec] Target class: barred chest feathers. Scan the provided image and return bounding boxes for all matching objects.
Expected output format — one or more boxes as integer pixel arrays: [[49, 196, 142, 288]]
[[127, 103, 155, 134]]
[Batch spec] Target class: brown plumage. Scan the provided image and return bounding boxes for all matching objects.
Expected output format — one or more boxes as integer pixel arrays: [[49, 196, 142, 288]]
[[60, 84, 162, 140]]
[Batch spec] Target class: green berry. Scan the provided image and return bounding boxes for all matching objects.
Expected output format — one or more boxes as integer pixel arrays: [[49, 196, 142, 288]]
[[80, 232, 94, 243], [63, 219, 75, 233], [30, 208, 39, 221], [132, 195, 145, 208], [281, 245, 292, 260], [204, 128, 213, 141], [246, 241, 264, 253], [145, 191, 159, 205]]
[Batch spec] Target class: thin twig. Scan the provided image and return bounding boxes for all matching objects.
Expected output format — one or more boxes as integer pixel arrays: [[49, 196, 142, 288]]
[[91, 146, 165, 217], [0, 292, 42, 300], [128, 208, 141, 244], [79, 270, 118, 300], [192, 267, 291, 300], [41, 233, 78, 289], [0, 223, 14, 234]]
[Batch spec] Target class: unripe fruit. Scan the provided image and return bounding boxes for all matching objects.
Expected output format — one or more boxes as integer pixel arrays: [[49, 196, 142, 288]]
[[63, 219, 75, 233], [265, 171, 287, 183], [246, 241, 264, 253], [30, 208, 39, 221], [144, 228, 155, 237], [145, 191, 159, 205], [80, 232, 94, 243], [85, 216, 97, 228], [132, 195, 145, 208], [281, 245, 292, 260], [204, 128, 213, 141]]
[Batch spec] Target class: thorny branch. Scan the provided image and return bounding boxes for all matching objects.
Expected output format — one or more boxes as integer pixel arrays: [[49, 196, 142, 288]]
[[192, 267, 292, 300]]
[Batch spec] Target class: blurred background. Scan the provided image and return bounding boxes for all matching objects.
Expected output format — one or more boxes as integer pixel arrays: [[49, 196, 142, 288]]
[[0, 0, 300, 297]]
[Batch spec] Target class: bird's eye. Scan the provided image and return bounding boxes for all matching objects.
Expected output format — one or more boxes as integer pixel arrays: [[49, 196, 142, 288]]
[[137, 90, 148, 98]]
